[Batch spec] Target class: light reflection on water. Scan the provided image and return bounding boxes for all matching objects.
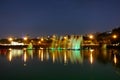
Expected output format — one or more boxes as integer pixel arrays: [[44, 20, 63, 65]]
[[0, 48, 120, 80], [36, 49, 83, 64], [0, 48, 119, 66]]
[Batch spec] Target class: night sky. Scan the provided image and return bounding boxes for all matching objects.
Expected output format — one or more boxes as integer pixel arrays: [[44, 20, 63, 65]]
[[0, 0, 120, 38]]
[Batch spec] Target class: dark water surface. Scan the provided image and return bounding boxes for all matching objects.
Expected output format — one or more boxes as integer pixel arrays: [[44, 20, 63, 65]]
[[0, 48, 120, 80]]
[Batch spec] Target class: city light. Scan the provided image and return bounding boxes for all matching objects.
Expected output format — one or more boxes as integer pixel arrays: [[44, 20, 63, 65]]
[[89, 35, 94, 39], [52, 35, 56, 38], [41, 38, 44, 41], [112, 34, 117, 39], [38, 41, 41, 44], [90, 49, 94, 52], [8, 37, 13, 42], [23, 37, 28, 41], [64, 36, 67, 40]]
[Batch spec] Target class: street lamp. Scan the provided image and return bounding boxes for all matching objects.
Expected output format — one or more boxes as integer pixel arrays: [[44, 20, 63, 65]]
[[41, 38, 44, 41], [23, 37, 28, 41], [23, 36, 28, 45], [89, 35, 94, 39], [64, 36, 67, 40], [112, 34, 118, 46], [112, 34, 117, 39], [38, 41, 41, 44], [8, 37, 13, 42]]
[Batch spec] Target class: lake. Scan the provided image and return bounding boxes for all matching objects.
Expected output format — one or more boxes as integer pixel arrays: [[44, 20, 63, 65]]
[[0, 48, 120, 80]]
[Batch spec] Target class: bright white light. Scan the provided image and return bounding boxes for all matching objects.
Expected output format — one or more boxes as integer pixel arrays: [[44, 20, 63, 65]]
[[11, 41, 24, 45], [90, 49, 94, 52]]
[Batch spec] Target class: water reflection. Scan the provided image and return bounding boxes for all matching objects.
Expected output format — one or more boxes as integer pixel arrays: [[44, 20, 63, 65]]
[[90, 53, 93, 64], [24, 50, 27, 62], [89, 49, 94, 64], [0, 48, 120, 68], [8, 49, 23, 62], [114, 54, 117, 64], [38, 49, 44, 61], [8, 51, 12, 62], [27, 49, 33, 59]]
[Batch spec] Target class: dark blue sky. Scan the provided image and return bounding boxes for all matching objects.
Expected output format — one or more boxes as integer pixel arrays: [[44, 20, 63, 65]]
[[0, 0, 120, 38]]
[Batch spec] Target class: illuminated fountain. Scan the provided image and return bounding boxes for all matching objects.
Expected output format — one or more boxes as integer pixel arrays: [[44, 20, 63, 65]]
[[70, 35, 83, 50], [27, 43, 33, 50], [50, 35, 83, 50]]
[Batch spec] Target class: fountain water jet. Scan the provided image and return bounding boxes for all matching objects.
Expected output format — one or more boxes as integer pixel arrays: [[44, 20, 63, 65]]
[[50, 35, 83, 50]]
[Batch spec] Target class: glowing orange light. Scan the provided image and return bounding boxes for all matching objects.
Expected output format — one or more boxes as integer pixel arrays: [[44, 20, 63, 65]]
[[64, 53, 67, 64], [38, 41, 41, 44], [23, 37, 28, 41], [41, 50, 43, 61], [90, 53, 93, 64], [52, 54, 55, 63], [114, 54, 117, 64], [113, 35, 117, 39], [41, 38, 44, 41], [9, 52, 12, 62], [89, 35, 94, 39], [90, 49, 94, 64], [64, 36, 67, 40], [24, 52, 27, 62], [8, 37, 13, 42]]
